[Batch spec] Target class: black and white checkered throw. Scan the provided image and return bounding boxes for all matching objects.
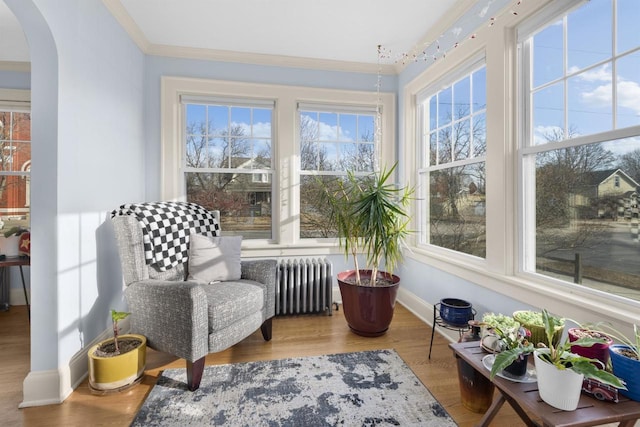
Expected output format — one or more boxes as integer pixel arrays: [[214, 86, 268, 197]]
[[111, 201, 220, 271]]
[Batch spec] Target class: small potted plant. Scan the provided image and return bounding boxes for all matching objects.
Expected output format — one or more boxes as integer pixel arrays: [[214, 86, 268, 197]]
[[567, 327, 613, 367], [0, 226, 29, 257], [87, 310, 147, 392], [488, 323, 533, 379], [528, 310, 625, 410], [513, 309, 564, 347], [321, 163, 413, 337], [591, 323, 640, 401]]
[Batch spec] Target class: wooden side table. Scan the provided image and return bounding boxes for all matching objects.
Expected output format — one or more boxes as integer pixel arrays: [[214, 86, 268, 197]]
[[0, 256, 30, 321], [450, 341, 640, 426]]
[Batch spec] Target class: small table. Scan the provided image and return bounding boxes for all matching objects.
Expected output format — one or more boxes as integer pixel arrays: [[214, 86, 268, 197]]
[[450, 341, 640, 427], [0, 256, 30, 320]]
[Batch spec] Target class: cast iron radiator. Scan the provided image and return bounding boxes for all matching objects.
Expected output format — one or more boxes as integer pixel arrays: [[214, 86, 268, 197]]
[[276, 258, 333, 316]]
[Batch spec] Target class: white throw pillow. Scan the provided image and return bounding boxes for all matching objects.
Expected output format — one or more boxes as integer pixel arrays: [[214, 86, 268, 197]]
[[187, 234, 242, 283]]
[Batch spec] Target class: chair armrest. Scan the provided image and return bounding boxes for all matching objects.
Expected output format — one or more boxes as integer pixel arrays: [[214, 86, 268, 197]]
[[241, 259, 277, 319], [124, 280, 209, 361]]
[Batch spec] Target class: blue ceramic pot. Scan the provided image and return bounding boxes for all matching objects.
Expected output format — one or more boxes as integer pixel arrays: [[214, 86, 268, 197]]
[[439, 298, 472, 326], [609, 344, 640, 401]]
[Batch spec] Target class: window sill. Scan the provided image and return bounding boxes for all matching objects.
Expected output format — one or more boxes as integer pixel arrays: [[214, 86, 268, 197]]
[[406, 245, 640, 327]]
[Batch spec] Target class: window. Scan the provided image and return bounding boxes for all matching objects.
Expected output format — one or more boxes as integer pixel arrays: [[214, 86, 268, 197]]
[[520, 0, 640, 302], [0, 107, 30, 232], [417, 62, 487, 258], [182, 97, 274, 239], [161, 77, 395, 250], [299, 104, 377, 238]]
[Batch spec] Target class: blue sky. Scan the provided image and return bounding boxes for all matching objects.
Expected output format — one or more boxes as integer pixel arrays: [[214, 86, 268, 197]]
[[532, 0, 640, 154]]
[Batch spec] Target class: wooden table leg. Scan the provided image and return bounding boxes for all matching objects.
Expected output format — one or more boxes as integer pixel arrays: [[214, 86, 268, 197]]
[[475, 393, 505, 427], [503, 393, 540, 427], [19, 265, 29, 321]]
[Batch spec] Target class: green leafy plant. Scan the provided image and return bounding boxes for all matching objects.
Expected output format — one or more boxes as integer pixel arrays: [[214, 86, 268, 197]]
[[321, 163, 413, 286], [3, 226, 28, 238], [491, 309, 626, 389], [111, 309, 131, 355], [481, 312, 519, 331], [589, 323, 640, 360]]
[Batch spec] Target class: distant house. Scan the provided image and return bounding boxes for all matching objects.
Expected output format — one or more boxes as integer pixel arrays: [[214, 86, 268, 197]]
[[577, 169, 639, 219], [218, 156, 272, 216]]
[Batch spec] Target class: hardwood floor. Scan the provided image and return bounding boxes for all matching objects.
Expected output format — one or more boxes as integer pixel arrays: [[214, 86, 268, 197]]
[[1, 304, 531, 426]]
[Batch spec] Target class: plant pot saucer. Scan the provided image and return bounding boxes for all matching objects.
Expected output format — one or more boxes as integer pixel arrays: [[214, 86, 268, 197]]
[[482, 354, 538, 383], [88, 374, 144, 395]]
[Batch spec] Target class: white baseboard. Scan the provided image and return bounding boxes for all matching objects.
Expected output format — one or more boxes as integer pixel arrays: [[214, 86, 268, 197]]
[[20, 319, 130, 407], [19, 368, 67, 408], [396, 287, 460, 344], [10, 287, 30, 306]]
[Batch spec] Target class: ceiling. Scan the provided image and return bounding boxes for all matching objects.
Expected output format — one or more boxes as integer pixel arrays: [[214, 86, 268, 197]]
[[115, 0, 461, 65], [1, 0, 516, 70], [0, 0, 30, 62]]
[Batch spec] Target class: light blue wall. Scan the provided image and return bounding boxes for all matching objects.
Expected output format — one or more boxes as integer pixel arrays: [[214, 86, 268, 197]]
[[6, 0, 146, 374], [0, 70, 30, 89], [143, 55, 398, 199], [397, 258, 535, 320]]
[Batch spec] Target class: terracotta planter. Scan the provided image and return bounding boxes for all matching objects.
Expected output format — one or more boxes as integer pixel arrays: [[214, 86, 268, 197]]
[[568, 328, 612, 367], [88, 334, 147, 391], [337, 270, 399, 337], [609, 344, 640, 401]]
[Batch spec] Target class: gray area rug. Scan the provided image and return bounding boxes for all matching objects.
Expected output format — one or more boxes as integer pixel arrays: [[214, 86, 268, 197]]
[[131, 349, 457, 426]]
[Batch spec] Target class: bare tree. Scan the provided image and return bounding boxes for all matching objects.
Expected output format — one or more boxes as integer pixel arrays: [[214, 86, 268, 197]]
[[0, 112, 30, 201], [535, 127, 616, 227], [619, 149, 640, 184], [185, 120, 253, 217], [428, 107, 487, 257]]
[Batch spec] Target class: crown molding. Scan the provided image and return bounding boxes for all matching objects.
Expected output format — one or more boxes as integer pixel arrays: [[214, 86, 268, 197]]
[[147, 43, 397, 75], [393, 0, 476, 73], [104, 0, 396, 75], [0, 61, 30, 72], [102, 0, 150, 52]]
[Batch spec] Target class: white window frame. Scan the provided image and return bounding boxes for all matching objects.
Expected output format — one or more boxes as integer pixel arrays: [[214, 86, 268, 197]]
[[161, 77, 395, 254], [416, 55, 487, 256], [181, 95, 276, 240], [517, 0, 640, 290], [403, 0, 640, 326], [0, 89, 31, 215]]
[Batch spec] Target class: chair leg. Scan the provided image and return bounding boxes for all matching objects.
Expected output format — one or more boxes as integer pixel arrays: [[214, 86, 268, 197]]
[[261, 317, 273, 341], [186, 357, 205, 391]]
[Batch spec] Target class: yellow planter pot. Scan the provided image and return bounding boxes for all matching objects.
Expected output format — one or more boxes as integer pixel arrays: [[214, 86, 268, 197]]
[[88, 334, 146, 391]]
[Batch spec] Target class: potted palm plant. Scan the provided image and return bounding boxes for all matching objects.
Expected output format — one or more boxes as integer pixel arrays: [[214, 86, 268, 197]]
[[491, 309, 626, 411], [322, 163, 412, 337], [87, 310, 146, 392]]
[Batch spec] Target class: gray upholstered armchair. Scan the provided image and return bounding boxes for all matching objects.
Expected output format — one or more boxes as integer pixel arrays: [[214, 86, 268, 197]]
[[110, 201, 276, 391]]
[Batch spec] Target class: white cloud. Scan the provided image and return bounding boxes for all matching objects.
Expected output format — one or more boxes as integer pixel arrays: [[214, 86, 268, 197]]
[[533, 124, 565, 145], [617, 80, 640, 115], [581, 82, 612, 104], [571, 64, 612, 82]]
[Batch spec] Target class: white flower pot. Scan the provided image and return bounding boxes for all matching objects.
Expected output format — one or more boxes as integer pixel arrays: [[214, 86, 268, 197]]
[[0, 235, 20, 257], [534, 349, 584, 411]]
